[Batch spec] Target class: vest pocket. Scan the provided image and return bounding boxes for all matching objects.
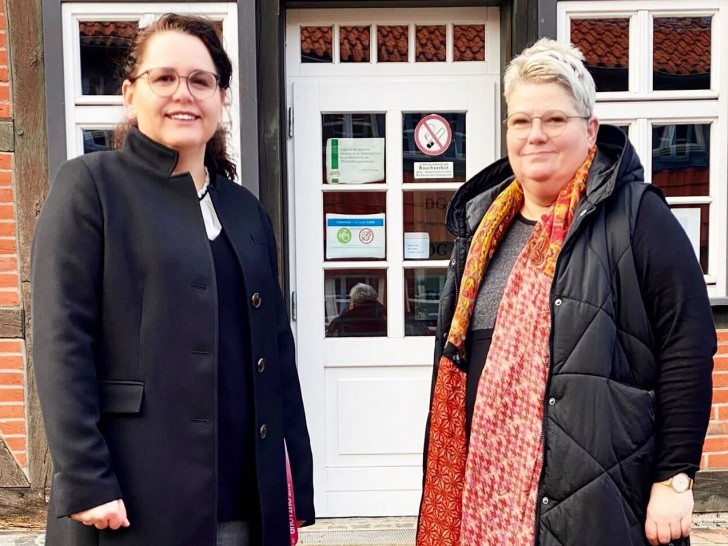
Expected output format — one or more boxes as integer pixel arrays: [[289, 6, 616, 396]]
[[98, 380, 144, 414]]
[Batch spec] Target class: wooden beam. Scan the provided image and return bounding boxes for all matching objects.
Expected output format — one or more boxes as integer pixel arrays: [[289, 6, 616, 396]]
[[0, 307, 23, 338], [6, 0, 52, 490], [0, 438, 28, 487], [695, 470, 728, 512], [0, 487, 46, 524]]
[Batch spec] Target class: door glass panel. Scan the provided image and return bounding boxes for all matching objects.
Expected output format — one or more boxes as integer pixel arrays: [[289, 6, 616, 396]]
[[79, 21, 138, 95], [322, 113, 386, 185], [301, 26, 333, 63], [403, 112, 466, 183], [415, 25, 446, 62], [652, 123, 710, 197], [377, 25, 408, 63], [670, 204, 709, 273], [653, 17, 711, 91], [570, 18, 629, 92], [82, 129, 114, 153], [325, 269, 387, 337], [404, 268, 446, 336], [324, 192, 386, 261], [453, 25, 485, 62], [403, 191, 454, 260], [340, 26, 371, 63]]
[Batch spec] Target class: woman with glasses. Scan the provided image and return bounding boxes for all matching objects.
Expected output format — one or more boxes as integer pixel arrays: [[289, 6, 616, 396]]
[[32, 13, 313, 546], [417, 38, 714, 546]]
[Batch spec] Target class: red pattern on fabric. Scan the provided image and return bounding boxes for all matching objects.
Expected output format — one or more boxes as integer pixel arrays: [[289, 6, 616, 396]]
[[417, 148, 595, 546]]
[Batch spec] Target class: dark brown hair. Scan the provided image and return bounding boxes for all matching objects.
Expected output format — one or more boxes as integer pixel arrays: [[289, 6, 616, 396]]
[[114, 13, 237, 181]]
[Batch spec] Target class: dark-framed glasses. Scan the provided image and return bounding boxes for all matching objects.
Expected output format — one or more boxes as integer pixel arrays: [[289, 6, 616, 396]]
[[504, 110, 590, 139], [130, 67, 220, 100]]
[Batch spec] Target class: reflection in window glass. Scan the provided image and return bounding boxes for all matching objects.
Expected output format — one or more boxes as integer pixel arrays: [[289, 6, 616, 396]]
[[570, 18, 629, 92], [322, 113, 386, 185], [324, 192, 386, 261], [416, 25, 446, 62], [82, 129, 114, 154], [403, 113, 466, 183], [654, 17, 711, 91], [301, 26, 333, 63], [670, 204, 709, 273], [340, 26, 371, 63], [652, 123, 710, 197], [403, 191, 454, 260], [325, 269, 387, 337], [404, 268, 446, 336], [377, 26, 408, 63], [80, 21, 138, 95], [453, 25, 485, 62]]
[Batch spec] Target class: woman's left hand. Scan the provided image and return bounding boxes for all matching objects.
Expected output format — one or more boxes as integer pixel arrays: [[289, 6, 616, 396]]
[[644, 483, 693, 545]]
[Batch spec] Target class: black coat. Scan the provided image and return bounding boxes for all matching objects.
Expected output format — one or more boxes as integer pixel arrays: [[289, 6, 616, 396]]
[[32, 128, 314, 546], [425, 126, 715, 545]]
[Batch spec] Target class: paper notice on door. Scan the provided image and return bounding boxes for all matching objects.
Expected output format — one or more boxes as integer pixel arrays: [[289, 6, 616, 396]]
[[671, 207, 701, 261], [326, 138, 385, 184], [326, 214, 386, 259], [414, 162, 454, 179]]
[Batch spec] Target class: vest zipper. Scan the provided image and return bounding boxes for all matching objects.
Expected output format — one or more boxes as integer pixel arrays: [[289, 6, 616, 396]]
[[533, 204, 594, 544]]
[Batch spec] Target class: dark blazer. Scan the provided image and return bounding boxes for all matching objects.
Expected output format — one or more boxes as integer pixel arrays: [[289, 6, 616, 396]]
[[32, 128, 314, 546]]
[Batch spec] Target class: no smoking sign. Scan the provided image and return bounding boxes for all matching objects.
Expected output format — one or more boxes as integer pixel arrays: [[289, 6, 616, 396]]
[[415, 114, 453, 156]]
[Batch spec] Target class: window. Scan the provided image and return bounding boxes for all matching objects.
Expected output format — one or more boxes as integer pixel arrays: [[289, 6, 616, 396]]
[[558, 0, 727, 299], [62, 3, 239, 164]]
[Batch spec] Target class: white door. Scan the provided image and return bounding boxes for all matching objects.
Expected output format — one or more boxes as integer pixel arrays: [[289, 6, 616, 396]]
[[290, 77, 499, 516]]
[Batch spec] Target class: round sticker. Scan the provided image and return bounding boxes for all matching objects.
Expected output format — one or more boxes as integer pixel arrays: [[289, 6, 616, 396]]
[[415, 114, 453, 156]]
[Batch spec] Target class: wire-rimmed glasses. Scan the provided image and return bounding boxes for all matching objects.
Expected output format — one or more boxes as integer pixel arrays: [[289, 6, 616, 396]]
[[129, 67, 220, 100], [504, 110, 590, 139]]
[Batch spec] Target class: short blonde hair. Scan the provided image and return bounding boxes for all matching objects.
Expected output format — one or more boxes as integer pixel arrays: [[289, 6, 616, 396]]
[[504, 38, 596, 117]]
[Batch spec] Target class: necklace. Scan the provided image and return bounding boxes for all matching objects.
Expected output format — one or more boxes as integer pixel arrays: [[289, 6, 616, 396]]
[[198, 167, 210, 201]]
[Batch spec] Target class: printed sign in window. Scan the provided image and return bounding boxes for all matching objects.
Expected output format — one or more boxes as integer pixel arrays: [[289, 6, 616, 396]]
[[326, 214, 386, 259], [326, 138, 385, 184]]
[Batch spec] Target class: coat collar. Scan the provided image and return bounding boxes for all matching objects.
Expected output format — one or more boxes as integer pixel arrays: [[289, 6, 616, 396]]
[[447, 124, 643, 238], [123, 126, 220, 185]]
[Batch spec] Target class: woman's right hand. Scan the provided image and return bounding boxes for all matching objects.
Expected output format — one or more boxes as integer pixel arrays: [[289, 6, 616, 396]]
[[70, 499, 130, 530]]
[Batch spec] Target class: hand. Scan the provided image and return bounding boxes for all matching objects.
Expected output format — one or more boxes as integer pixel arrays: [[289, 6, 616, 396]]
[[645, 483, 693, 545], [296, 519, 306, 528], [70, 499, 130, 530]]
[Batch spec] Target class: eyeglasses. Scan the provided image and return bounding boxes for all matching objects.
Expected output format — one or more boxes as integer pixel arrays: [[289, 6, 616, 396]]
[[504, 110, 590, 139], [129, 67, 220, 100]]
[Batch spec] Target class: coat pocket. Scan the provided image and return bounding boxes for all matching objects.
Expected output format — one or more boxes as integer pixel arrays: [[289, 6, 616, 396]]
[[98, 380, 144, 414]]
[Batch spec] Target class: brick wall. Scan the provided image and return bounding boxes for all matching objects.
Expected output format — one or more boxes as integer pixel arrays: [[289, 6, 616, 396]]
[[702, 330, 728, 470], [0, 0, 26, 471]]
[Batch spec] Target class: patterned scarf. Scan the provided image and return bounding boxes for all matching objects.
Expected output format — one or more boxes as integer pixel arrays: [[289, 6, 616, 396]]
[[417, 148, 595, 546]]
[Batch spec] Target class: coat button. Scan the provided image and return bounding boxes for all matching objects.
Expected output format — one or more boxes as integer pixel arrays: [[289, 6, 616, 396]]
[[259, 424, 267, 439], [251, 292, 262, 308], [257, 358, 266, 372], [542, 497, 549, 505], [554, 298, 562, 306], [549, 397, 556, 406]]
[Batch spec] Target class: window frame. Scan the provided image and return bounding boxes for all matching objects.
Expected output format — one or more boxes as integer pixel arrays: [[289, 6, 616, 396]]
[[558, 0, 728, 300]]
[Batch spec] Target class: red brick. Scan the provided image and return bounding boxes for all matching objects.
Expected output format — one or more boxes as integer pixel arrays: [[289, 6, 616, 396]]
[[0, 420, 25, 435], [0, 204, 14, 220], [0, 188, 13, 203], [0, 291, 20, 306], [0, 256, 17, 271], [717, 342, 728, 355], [717, 331, 728, 342], [0, 171, 11, 186], [0, 372, 21, 385], [0, 273, 17, 289], [0, 340, 22, 353], [713, 388, 728, 404], [714, 356, 728, 371], [704, 436, 728, 452], [0, 103, 10, 118], [0, 222, 15, 237], [4, 436, 25, 452], [0, 153, 11, 170], [0, 238, 16, 254], [706, 452, 728, 469], [14, 452, 26, 467], [718, 405, 728, 420], [0, 404, 23, 418], [0, 16, 6, 32], [701, 454, 708, 468], [0, 355, 23, 369], [0, 85, 10, 102], [0, 33, 6, 50], [714, 372, 728, 388], [0, 388, 23, 403]]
